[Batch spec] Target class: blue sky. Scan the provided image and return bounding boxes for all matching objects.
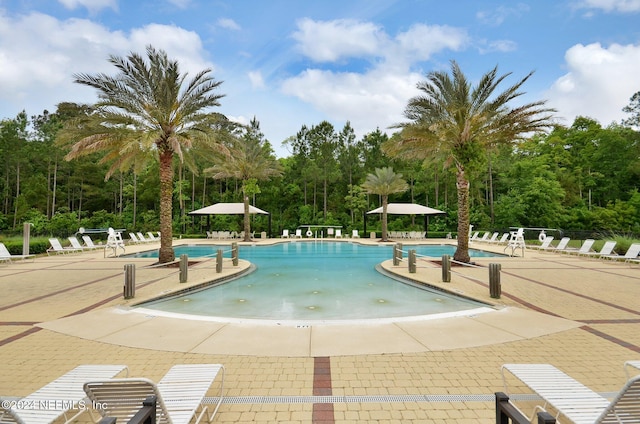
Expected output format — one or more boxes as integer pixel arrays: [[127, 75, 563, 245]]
[[1, 0, 639, 157]]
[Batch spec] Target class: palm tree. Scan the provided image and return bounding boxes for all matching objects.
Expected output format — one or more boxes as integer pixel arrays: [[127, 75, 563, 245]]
[[205, 118, 282, 241], [384, 60, 554, 262], [59, 46, 227, 263], [361, 167, 408, 242]]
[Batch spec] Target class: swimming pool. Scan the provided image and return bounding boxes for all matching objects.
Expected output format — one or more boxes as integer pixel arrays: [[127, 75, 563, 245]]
[[135, 242, 495, 323]]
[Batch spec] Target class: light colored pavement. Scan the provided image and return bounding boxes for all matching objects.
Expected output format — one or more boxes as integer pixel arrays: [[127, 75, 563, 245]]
[[1, 237, 639, 423]]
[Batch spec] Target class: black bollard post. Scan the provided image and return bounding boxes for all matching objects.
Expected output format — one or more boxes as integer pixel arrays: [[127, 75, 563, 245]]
[[232, 242, 238, 266], [179, 254, 188, 283], [442, 254, 451, 282], [489, 263, 501, 298], [124, 264, 135, 299], [216, 249, 223, 273], [408, 249, 416, 273]]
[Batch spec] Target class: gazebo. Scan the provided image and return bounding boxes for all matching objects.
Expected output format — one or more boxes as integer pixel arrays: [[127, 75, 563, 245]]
[[364, 203, 446, 237], [189, 202, 271, 237]]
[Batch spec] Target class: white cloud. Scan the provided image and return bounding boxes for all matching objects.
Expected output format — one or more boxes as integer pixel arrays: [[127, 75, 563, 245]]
[[166, 0, 192, 9], [0, 11, 214, 117], [574, 0, 640, 12], [57, 0, 117, 14], [479, 39, 518, 54], [292, 18, 386, 62], [248, 71, 265, 89], [217, 18, 241, 31], [280, 19, 469, 139], [476, 4, 531, 26], [281, 68, 422, 139], [546, 42, 640, 125], [394, 24, 468, 61]]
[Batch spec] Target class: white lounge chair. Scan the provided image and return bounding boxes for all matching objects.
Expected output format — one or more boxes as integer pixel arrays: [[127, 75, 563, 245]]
[[530, 236, 554, 250], [82, 235, 102, 250], [491, 233, 509, 244], [335, 229, 342, 238], [580, 240, 616, 258], [351, 229, 360, 238], [564, 238, 595, 255], [0, 242, 35, 262], [624, 360, 640, 379], [84, 364, 224, 424], [294, 229, 303, 238], [137, 232, 152, 243], [502, 363, 640, 424], [549, 237, 571, 252], [47, 238, 82, 255], [623, 243, 640, 263], [469, 231, 479, 241], [147, 232, 158, 241], [281, 229, 289, 238], [129, 232, 142, 244], [1, 365, 127, 424], [484, 232, 499, 243], [67, 236, 99, 251]]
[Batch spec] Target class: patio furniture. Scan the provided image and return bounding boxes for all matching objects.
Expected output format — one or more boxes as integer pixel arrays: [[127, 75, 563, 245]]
[[84, 364, 224, 424], [549, 237, 571, 252], [0, 365, 127, 424], [47, 238, 82, 255], [82, 236, 102, 250], [624, 360, 640, 379], [580, 240, 617, 258], [501, 363, 640, 423], [0, 242, 35, 262]]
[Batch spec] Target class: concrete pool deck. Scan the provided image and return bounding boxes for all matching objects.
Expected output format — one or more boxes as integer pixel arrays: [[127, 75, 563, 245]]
[[1, 237, 639, 423]]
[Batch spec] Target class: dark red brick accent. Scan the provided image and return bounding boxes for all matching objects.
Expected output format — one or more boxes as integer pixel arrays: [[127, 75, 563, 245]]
[[313, 356, 334, 424]]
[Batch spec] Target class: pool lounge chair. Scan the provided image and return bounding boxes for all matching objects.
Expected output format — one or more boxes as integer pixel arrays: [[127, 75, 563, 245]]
[[68, 236, 100, 251], [625, 360, 640, 379], [335, 229, 342, 238], [1, 365, 128, 424], [281, 229, 290, 238], [84, 364, 224, 424], [351, 229, 360, 238], [137, 232, 153, 243], [483, 232, 499, 243], [563, 238, 595, 255], [490, 233, 509, 244], [0, 242, 35, 262], [548, 237, 571, 252], [82, 235, 102, 250], [501, 363, 640, 423], [530, 236, 554, 250], [623, 243, 640, 263], [47, 238, 82, 255], [580, 240, 616, 258]]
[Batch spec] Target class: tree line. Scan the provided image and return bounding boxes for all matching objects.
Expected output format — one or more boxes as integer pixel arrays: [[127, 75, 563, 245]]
[[1, 48, 639, 261]]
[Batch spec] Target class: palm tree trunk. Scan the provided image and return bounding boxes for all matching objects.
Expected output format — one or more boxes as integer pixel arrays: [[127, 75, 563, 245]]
[[243, 194, 251, 241], [453, 166, 471, 263], [158, 151, 175, 263], [381, 195, 388, 242]]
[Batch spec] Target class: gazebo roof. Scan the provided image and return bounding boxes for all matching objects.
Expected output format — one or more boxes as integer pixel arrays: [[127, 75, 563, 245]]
[[189, 202, 269, 215], [366, 203, 445, 215]]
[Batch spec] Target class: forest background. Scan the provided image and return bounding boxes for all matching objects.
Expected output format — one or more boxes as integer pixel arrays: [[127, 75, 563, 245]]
[[1, 94, 640, 251]]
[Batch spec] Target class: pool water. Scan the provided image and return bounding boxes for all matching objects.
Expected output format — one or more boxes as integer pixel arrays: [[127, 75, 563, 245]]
[[137, 242, 494, 322]]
